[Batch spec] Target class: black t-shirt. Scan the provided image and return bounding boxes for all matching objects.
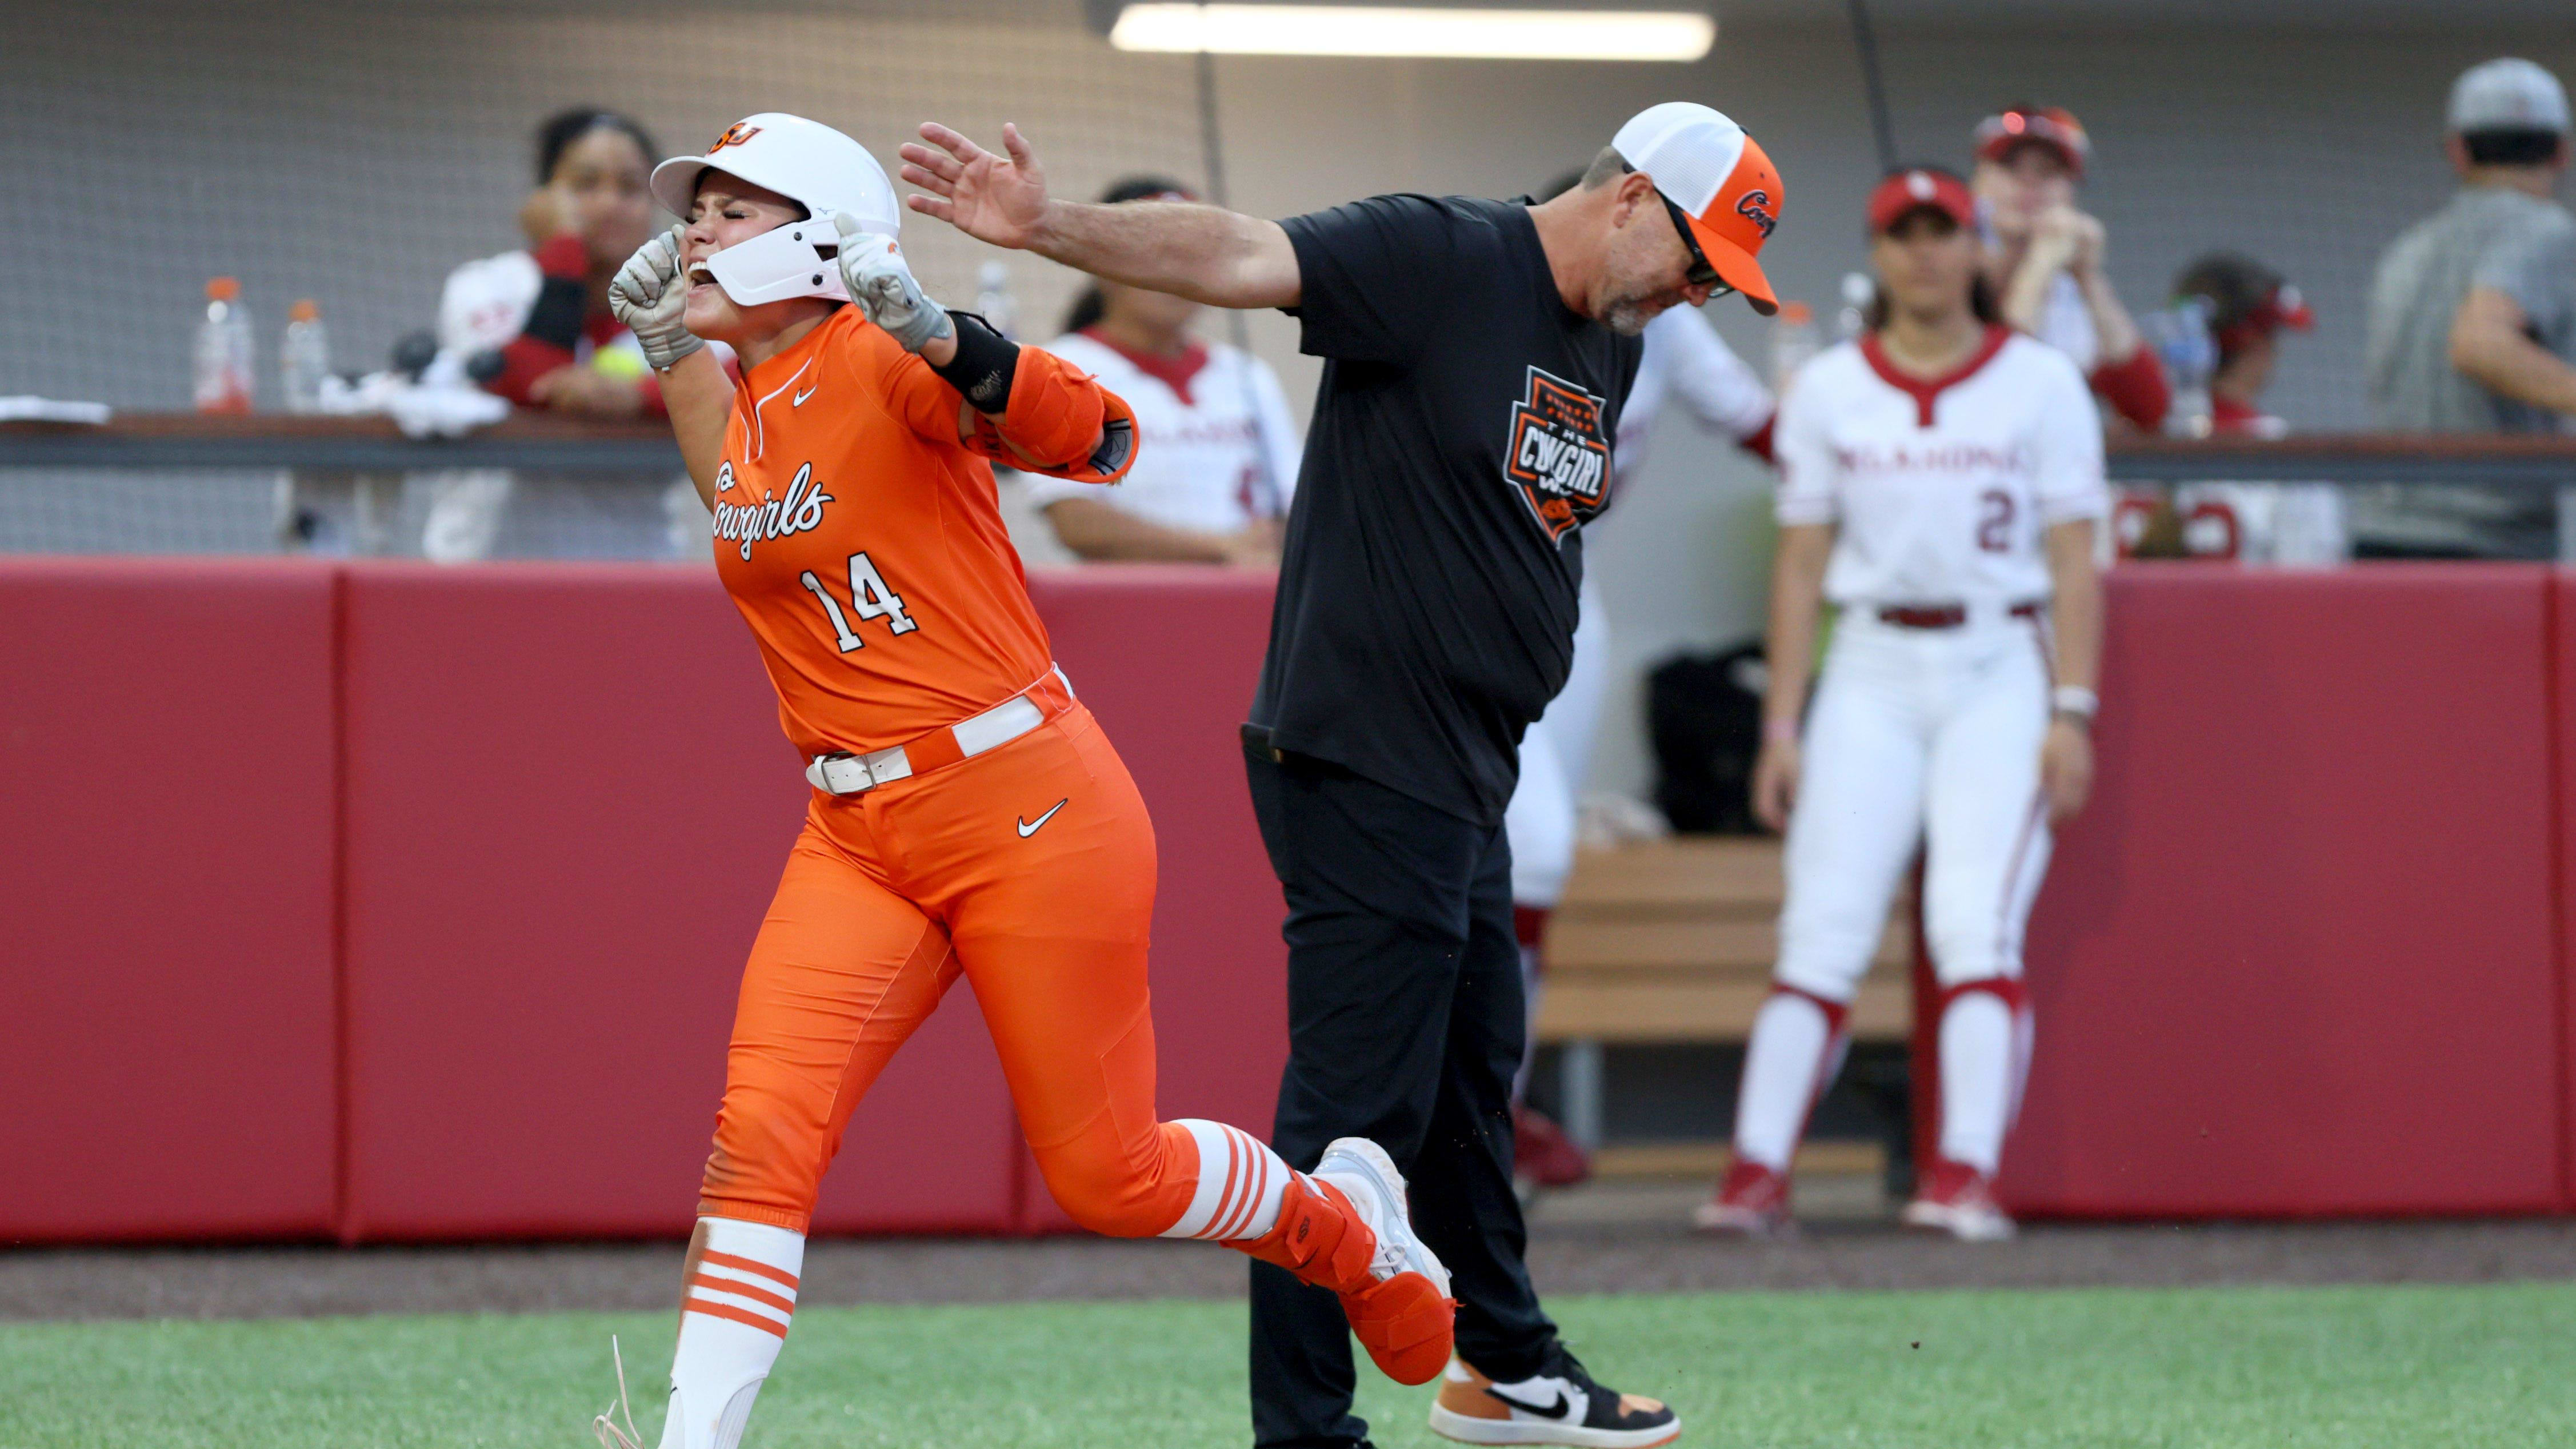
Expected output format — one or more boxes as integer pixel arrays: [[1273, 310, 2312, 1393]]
[[1252, 194, 1643, 826]]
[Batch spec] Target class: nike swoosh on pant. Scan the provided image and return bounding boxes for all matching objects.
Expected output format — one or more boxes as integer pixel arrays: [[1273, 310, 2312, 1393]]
[[1017, 799, 1069, 837]]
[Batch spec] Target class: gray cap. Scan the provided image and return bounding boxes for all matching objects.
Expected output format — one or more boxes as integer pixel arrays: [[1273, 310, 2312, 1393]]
[[2449, 57, 2569, 135]]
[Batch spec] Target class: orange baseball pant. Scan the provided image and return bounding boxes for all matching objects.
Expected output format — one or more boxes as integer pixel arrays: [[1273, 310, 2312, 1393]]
[[698, 702, 1203, 1238]]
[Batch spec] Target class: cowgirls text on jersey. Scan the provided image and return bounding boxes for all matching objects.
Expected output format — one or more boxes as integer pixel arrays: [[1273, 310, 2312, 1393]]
[[711, 459, 835, 560], [1505, 365, 1613, 545]]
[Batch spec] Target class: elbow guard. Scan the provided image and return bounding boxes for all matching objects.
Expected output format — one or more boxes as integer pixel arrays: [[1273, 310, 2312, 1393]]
[[959, 345, 1136, 484]]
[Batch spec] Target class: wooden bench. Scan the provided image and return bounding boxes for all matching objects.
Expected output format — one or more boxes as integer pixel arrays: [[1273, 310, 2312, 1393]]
[[1534, 836, 1913, 1149]]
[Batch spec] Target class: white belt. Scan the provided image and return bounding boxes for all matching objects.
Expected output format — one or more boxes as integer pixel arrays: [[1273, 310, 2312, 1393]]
[[803, 666, 1073, 797]]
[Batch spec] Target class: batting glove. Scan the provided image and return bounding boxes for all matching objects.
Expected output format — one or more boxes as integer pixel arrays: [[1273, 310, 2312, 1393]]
[[606, 224, 705, 373], [834, 214, 955, 354]]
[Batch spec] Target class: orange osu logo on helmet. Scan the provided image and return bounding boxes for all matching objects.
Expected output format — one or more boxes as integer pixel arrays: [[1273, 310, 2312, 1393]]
[[707, 122, 764, 154]]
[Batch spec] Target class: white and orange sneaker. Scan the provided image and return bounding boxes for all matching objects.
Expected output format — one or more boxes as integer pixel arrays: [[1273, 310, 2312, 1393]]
[[1242, 1136, 1456, 1386], [1428, 1350, 1681, 1448], [1902, 1158, 2016, 1242], [1690, 1158, 1791, 1238], [1312, 1137, 1456, 1385]]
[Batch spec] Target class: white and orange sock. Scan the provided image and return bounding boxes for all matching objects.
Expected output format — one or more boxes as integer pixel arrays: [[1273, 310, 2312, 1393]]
[[660, 1217, 803, 1449], [1158, 1119, 1291, 1242]]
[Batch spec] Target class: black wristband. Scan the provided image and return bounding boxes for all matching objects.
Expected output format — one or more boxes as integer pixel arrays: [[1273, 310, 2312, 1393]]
[[521, 276, 587, 353], [929, 310, 1018, 414]]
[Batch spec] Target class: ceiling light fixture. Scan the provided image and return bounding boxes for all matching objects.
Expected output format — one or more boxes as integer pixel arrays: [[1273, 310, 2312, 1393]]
[[1107, 3, 1716, 62]]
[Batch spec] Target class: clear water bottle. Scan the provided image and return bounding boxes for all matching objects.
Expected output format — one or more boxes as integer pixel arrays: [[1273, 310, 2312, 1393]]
[[194, 277, 255, 414], [1835, 271, 1874, 341], [2145, 297, 2217, 437], [1769, 301, 1817, 389], [975, 261, 1018, 340], [281, 298, 331, 414]]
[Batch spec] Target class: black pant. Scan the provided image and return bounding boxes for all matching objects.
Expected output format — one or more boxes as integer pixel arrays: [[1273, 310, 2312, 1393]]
[[1243, 742, 1557, 1449]]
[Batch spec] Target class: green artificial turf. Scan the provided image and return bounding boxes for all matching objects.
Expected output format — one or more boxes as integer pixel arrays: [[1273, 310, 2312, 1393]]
[[4, 1282, 2572, 1448]]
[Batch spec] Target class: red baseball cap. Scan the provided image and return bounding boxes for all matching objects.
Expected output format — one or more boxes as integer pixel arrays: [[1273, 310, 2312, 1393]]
[[1974, 105, 2091, 179], [1868, 167, 1977, 234], [1611, 102, 1783, 316]]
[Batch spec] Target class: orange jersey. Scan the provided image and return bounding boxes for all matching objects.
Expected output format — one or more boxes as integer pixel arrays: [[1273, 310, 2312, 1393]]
[[711, 306, 1137, 757]]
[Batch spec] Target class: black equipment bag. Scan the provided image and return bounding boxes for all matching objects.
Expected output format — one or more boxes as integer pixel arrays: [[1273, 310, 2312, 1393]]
[[1648, 640, 1768, 835]]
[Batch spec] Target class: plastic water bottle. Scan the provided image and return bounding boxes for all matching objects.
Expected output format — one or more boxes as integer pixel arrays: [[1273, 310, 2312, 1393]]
[[281, 299, 331, 414], [194, 277, 255, 414], [2146, 297, 2217, 437], [975, 261, 1018, 340], [1835, 271, 1874, 341], [1770, 301, 1818, 389]]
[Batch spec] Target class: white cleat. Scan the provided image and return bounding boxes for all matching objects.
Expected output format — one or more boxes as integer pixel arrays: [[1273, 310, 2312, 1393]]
[[1901, 1159, 2018, 1242], [1314, 1137, 1453, 1300]]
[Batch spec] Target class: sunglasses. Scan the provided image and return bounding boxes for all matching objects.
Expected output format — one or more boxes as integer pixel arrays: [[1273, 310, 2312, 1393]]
[[1658, 190, 1729, 293]]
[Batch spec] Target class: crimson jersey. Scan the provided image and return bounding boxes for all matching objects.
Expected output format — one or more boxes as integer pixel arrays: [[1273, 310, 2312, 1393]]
[[713, 305, 1135, 757]]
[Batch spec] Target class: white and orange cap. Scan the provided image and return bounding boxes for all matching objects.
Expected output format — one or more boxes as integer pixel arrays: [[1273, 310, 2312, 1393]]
[[1611, 102, 1782, 316]]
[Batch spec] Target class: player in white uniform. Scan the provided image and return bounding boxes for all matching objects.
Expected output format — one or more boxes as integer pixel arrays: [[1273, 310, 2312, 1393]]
[[1027, 177, 1302, 565], [1695, 167, 2106, 1242], [1972, 105, 2170, 434], [421, 109, 697, 562], [1504, 297, 1777, 1185]]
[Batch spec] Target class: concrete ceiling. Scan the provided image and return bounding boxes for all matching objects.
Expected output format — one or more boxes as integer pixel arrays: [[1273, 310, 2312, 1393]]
[[1719, 0, 2571, 32], [262, 0, 2576, 27], [171, 0, 2576, 36]]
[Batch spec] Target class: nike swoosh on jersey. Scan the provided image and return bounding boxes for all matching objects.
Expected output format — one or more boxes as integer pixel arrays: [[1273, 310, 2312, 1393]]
[[1017, 799, 1069, 837], [1485, 1387, 1574, 1420], [793, 385, 818, 406]]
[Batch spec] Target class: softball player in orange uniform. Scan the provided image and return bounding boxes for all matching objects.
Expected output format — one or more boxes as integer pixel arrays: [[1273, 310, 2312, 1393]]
[[593, 113, 1453, 1449]]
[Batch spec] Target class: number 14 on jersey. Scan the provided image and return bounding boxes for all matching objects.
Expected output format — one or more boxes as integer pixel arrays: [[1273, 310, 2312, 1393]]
[[801, 552, 918, 650]]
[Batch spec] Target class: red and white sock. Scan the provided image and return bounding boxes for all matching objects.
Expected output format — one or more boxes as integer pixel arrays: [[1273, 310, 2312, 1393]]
[[1731, 988, 1850, 1172], [1158, 1119, 1292, 1242], [1936, 979, 2031, 1176], [661, 1217, 802, 1449]]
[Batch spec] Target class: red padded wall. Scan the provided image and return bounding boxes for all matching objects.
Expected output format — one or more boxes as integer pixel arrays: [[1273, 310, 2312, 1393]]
[[0, 559, 338, 1240], [14, 557, 2576, 1240], [337, 564, 1017, 1240], [2005, 565, 2562, 1216], [2553, 573, 2576, 1212], [1014, 569, 1286, 1229]]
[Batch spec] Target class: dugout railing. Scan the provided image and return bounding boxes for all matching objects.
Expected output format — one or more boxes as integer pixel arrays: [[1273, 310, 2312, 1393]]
[[10, 422, 2576, 561]]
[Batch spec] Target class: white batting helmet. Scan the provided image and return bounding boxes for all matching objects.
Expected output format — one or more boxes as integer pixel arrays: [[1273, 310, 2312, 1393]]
[[650, 113, 903, 307]]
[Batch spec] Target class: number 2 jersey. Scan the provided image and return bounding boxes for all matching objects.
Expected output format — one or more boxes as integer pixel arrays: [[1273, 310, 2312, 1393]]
[[1774, 325, 2107, 609], [711, 304, 1137, 759]]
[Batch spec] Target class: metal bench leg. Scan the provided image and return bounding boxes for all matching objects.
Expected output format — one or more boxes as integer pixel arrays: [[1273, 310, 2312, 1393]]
[[1559, 1040, 1605, 1152]]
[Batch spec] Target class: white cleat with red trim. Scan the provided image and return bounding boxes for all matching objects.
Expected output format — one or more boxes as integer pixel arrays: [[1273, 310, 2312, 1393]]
[[1690, 1158, 1793, 1238], [1902, 1158, 2016, 1242]]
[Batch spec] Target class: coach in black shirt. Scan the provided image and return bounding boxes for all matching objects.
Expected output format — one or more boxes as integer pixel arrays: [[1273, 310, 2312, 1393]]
[[905, 102, 1784, 1449]]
